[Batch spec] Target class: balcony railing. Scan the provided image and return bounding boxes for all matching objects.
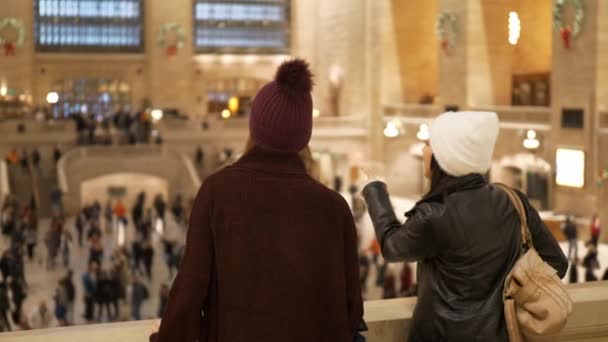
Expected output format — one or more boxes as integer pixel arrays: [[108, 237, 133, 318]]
[[1, 282, 607, 342], [384, 104, 552, 131]]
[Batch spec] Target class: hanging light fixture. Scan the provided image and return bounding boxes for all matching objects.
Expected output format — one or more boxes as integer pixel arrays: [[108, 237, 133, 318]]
[[416, 123, 430, 141], [523, 129, 540, 150], [221, 109, 231, 119], [384, 119, 401, 138]]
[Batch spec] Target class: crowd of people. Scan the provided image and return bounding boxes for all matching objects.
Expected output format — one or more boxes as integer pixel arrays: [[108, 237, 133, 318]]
[[0, 188, 193, 332], [5, 146, 62, 174], [561, 214, 607, 283], [72, 109, 156, 146]]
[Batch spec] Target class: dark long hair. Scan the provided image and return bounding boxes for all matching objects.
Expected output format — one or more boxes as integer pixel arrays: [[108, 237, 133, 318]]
[[428, 156, 457, 195]]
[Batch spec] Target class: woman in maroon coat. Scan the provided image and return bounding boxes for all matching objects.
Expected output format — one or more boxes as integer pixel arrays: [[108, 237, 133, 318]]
[[151, 60, 364, 342]]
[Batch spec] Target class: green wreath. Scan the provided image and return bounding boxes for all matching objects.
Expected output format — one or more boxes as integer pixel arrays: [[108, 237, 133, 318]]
[[157, 22, 186, 49], [553, 0, 584, 36], [0, 18, 26, 47], [435, 12, 457, 49]]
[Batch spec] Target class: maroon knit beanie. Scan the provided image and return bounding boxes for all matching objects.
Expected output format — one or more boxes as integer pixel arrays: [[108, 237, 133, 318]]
[[250, 59, 314, 152]]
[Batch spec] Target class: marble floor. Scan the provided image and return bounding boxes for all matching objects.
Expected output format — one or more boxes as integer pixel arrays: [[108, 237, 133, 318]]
[[0, 195, 605, 333]]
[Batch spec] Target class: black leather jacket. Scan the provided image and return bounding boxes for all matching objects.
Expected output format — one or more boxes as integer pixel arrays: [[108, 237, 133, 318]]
[[362, 174, 568, 342]]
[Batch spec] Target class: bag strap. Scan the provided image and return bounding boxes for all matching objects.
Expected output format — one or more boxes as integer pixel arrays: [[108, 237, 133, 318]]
[[494, 183, 534, 254]]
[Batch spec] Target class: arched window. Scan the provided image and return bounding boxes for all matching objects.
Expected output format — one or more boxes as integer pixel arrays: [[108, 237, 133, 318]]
[[34, 0, 144, 52], [194, 0, 290, 54]]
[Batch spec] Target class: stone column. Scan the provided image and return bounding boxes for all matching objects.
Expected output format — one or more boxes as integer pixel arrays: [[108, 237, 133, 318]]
[[550, 0, 602, 224], [146, 0, 196, 116], [364, 0, 384, 163], [595, 0, 608, 240]]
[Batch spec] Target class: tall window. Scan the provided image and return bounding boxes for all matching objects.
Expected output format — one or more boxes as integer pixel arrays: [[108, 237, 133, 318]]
[[50, 78, 131, 119], [194, 0, 290, 54], [35, 0, 143, 52]]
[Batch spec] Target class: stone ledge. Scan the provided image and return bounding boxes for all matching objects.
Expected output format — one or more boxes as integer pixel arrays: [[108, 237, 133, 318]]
[[1, 282, 607, 342]]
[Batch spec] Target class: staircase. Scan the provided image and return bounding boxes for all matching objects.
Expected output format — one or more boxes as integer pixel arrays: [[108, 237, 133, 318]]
[[6, 156, 59, 218]]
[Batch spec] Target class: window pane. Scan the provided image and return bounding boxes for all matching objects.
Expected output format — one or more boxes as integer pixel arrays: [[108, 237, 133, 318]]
[[35, 0, 143, 52], [194, 0, 290, 54]]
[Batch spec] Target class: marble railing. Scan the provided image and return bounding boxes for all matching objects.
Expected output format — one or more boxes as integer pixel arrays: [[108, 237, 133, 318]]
[[384, 104, 552, 130], [0, 119, 76, 146], [157, 115, 368, 142], [1, 282, 607, 342], [57, 145, 199, 214]]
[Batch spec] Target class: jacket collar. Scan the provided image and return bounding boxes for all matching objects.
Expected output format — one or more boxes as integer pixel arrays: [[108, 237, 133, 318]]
[[233, 145, 307, 175], [410, 173, 488, 210]]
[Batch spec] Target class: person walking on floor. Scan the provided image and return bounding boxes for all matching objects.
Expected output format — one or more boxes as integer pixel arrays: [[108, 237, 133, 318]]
[[0, 282, 11, 331], [104, 200, 113, 233], [45, 217, 62, 269], [63, 270, 76, 325], [29, 301, 54, 329], [20, 150, 29, 173], [153, 194, 166, 226], [114, 200, 127, 227], [53, 279, 69, 326], [130, 275, 148, 321], [95, 270, 115, 322], [31, 148, 41, 170], [24, 207, 38, 261], [590, 214, 601, 247], [142, 240, 154, 280], [53, 146, 62, 165], [9, 278, 26, 326], [82, 261, 98, 323], [400, 263, 413, 297], [151, 60, 364, 342], [563, 215, 578, 262], [170, 194, 184, 225], [582, 243, 600, 282], [361, 111, 567, 341], [158, 283, 170, 318]]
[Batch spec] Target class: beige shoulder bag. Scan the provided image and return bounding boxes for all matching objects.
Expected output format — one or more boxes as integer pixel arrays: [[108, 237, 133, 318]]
[[496, 184, 573, 342]]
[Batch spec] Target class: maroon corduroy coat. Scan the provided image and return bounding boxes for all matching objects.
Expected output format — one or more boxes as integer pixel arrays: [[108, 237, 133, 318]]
[[151, 146, 364, 342]]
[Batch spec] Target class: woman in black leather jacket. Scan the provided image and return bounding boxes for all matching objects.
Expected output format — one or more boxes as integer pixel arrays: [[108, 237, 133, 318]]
[[362, 111, 568, 342]]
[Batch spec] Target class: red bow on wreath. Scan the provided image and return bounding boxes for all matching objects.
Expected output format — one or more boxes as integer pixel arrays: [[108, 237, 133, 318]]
[[561, 26, 572, 49], [3, 42, 16, 56], [166, 45, 178, 57]]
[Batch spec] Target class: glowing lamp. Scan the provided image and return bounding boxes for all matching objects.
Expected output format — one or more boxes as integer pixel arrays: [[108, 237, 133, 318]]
[[228, 96, 239, 113], [151, 109, 163, 121], [46, 92, 59, 104]]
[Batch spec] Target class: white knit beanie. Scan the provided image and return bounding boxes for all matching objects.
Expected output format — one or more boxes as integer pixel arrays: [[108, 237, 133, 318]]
[[429, 111, 499, 177]]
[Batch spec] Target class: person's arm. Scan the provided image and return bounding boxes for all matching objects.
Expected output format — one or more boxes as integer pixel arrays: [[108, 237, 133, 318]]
[[338, 198, 364, 336], [362, 181, 437, 262], [150, 179, 215, 342], [515, 190, 568, 278]]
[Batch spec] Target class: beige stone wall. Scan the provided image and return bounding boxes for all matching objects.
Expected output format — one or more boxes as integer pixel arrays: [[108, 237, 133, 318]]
[[391, 0, 439, 103], [513, 0, 553, 75], [550, 0, 600, 220], [0, 0, 371, 118]]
